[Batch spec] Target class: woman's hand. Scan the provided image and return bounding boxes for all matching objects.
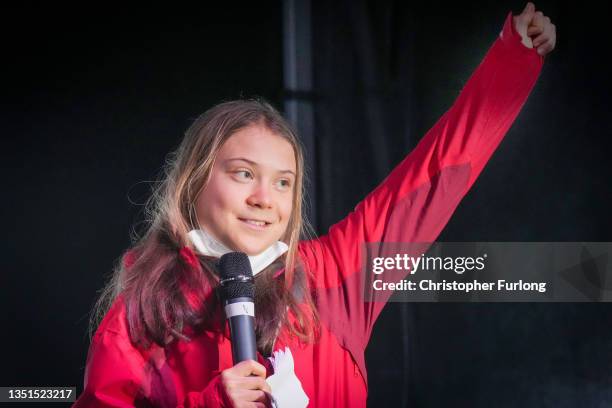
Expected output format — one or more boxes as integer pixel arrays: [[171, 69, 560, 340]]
[[219, 360, 272, 408], [513, 2, 557, 56]]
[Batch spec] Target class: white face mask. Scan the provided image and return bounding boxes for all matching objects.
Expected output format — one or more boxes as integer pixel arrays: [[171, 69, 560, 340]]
[[187, 229, 289, 276]]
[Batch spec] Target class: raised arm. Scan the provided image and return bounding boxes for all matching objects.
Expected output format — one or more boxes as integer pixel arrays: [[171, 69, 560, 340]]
[[298, 4, 554, 362]]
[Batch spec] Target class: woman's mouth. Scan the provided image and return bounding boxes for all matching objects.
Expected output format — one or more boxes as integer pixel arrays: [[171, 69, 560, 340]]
[[238, 218, 271, 230]]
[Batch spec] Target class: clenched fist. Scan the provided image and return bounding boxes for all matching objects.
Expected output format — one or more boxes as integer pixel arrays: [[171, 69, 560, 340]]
[[219, 360, 272, 408], [513, 2, 557, 56]]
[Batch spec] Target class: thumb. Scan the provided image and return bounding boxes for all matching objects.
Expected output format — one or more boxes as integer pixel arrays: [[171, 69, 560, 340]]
[[519, 2, 536, 24]]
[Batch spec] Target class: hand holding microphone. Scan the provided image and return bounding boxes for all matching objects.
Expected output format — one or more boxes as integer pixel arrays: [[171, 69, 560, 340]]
[[217, 252, 272, 408]]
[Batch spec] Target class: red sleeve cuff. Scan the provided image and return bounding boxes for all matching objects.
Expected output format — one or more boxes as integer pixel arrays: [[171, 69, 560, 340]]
[[191, 374, 231, 408]]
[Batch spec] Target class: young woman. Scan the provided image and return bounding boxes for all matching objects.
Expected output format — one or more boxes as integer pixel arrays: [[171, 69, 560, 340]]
[[74, 3, 555, 407]]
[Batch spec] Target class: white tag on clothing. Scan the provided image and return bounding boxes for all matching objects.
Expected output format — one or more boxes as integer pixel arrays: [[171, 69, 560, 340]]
[[187, 229, 288, 275], [266, 347, 309, 408]]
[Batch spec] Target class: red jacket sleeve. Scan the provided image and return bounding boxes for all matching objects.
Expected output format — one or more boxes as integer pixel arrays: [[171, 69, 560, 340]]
[[73, 299, 229, 408], [298, 11, 544, 381], [72, 329, 145, 407]]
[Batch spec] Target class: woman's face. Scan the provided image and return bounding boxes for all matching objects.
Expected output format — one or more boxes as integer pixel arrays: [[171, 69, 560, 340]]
[[195, 124, 296, 256]]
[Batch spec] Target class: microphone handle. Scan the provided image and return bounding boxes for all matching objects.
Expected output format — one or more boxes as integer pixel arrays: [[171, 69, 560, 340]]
[[225, 297, 257, 364]]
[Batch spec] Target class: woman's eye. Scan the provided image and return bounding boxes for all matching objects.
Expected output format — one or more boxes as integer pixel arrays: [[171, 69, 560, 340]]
[[234, 170, 253, 180], [276, 179, 292, 190]]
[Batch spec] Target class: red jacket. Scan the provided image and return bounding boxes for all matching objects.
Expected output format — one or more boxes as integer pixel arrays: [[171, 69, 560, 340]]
[[74, 12, 543, 407]]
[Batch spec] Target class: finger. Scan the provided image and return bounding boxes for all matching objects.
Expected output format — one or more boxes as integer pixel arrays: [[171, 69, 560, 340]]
[[519, 2, 536, 24], [240, 376, 270, 392], [253, 389, 270, 403], [530, 11, 548, 30], [527, 25, 544, 36], [236, 389, 267, 402], [233, 360, 267, 378], [227, 390, 267, 408], [532, 33, 549, 48], [262, 382, 272, 394], [537, 41, 554, 56], [535, 39, 552, 56], [248, 360, 267, 378], [550, 23, 557, 47], [231, 360, 255, 377], [521, 2, 535, 16]]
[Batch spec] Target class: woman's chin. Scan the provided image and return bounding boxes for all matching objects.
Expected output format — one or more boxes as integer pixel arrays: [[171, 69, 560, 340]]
[[232, 241, 270, 257]]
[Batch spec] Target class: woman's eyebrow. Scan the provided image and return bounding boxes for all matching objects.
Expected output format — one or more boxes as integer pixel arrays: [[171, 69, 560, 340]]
[[225, 157, 296, 176]]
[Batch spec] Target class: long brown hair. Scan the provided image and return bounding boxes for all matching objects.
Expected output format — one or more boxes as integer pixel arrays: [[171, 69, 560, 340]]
[[91, 99, 319, 354]]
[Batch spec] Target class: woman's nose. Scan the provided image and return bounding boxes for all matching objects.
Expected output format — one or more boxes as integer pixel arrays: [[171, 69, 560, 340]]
[[246, 183, 273, 209]]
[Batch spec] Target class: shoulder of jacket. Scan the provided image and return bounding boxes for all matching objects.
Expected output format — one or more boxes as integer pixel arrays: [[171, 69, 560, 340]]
[[93, 294, 130, 341]]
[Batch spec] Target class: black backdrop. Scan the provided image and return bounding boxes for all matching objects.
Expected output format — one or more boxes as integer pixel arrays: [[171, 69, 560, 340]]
[[2, 1, 611, 407]]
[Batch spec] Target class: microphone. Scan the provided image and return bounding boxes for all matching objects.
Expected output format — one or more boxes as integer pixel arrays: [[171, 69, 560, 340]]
[[218, 252, 257, 364]]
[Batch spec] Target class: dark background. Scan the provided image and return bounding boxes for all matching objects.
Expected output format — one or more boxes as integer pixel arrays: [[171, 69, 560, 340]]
[[2, 1, 611, 407]]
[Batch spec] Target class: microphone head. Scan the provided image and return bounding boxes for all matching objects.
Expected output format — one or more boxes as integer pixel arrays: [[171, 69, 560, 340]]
[[218, 252, 254, 300]]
